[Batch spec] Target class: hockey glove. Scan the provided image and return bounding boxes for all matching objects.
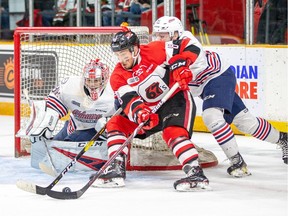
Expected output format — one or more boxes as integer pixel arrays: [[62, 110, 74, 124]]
[[95, 117, 107, 132], [169, 58, 193, 90], [133, 104, 159, 130]]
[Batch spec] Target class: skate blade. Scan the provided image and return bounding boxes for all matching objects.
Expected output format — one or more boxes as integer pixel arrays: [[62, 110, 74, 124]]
[[175, 182, 212, 192], [229, 169, 252, 178], [92, 178, 125, 188]]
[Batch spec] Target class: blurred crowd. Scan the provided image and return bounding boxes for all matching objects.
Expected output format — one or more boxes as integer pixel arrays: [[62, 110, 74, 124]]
[[0, 0, 286, 44], [0, 0, 154, 40]]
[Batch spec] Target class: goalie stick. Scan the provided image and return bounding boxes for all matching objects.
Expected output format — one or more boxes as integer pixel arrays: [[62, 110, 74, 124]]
[[16, 107, 123, 195], [46, 83, 180, 200]]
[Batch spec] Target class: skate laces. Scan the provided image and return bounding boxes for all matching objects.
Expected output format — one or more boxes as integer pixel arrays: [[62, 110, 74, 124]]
[[183, 164, 202, 177], [229, 153, 243, 166]]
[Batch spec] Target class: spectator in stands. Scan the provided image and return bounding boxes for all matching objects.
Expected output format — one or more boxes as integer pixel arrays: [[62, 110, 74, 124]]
[[0, 0, 10, 39], [102, 0, 124, 26], [52, 0, 77, 26], [115, 0, 149, 26], [16, 0, 54, 27], [256, 0, 287, 44], [37, 0, 57, 27]]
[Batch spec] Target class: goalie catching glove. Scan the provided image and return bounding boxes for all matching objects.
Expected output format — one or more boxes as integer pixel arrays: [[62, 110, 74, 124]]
[[169, 56, 193, 90], [132, 104, 159, 130]]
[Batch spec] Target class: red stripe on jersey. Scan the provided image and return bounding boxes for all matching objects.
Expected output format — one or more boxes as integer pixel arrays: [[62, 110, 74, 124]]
[[179, 38, 199, 63], [46, 97, 67, 118], [183, 91, 193, 130], [192, 51, 222, 86]]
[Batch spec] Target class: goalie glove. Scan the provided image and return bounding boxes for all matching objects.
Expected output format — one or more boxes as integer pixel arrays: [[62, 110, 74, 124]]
[[132, 104, 159, 130], [169, 56, 193, 90], [95, 116, 107, 132], [29, 107, 59, 140]]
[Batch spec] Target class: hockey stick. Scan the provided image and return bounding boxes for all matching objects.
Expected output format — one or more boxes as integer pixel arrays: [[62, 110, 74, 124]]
[[16, 107, 123, 195], [38, 139, 58, 177], [46, 83, 180, 200]]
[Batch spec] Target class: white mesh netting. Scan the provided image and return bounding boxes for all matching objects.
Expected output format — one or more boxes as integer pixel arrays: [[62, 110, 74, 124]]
[[15, 27, 180, 169]]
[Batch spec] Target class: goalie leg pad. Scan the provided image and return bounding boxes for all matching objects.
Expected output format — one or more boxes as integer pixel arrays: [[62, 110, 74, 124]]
[[30, 139, 47, 169]]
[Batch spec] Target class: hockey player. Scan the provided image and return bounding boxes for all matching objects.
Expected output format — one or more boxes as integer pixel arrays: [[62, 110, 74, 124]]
[[29, 58, 114, 142], [152, 16, 288, 177], [95, 30, 210, 192]]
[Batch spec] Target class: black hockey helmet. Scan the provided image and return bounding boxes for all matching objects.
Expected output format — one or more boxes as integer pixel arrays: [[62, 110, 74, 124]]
[[111, 31, 140, 53]]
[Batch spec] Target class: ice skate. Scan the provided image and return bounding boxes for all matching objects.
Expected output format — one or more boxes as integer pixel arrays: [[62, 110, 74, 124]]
[[227, 152, 251, 177], [92, 154, 126, 188], [277, 132, 287, 164], [174, 164, 210, 192]]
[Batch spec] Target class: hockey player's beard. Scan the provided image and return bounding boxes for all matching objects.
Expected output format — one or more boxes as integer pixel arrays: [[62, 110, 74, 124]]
[[122, 51, 139, 70]]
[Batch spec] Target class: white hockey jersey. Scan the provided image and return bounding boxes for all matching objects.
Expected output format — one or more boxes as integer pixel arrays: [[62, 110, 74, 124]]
[[46, 76, 115, 131], [180, 31, 231, 97]]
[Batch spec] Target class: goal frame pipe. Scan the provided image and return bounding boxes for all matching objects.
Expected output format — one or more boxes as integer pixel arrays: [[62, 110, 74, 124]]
[[13, 27, 126, 157]]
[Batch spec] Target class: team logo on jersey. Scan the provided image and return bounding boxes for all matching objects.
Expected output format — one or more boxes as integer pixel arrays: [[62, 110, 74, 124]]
[[145, 82, 163, 99], [203, 94, 215, 101], [167, 43, 179, 49]]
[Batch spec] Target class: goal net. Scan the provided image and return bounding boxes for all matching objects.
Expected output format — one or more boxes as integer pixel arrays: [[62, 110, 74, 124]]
[[14, 26, 181, 171]]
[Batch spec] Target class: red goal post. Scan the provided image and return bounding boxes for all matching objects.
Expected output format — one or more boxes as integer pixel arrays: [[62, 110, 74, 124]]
[[13, 26, 182, 171]]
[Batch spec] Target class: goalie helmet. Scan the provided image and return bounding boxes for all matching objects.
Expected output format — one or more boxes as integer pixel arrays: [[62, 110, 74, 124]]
[[83, 59, 110, 101], [153, 16, 184, 39], [111, 31, 140, 53]]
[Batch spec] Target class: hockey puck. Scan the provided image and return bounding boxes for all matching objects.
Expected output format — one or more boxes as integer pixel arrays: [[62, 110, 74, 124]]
[[62, 187, 71, 193]]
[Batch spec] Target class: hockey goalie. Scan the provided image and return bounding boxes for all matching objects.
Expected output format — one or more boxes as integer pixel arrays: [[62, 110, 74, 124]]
[[17, 58, 115, 175]]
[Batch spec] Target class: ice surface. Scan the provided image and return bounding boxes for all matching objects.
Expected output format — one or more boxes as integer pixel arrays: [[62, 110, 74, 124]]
[[0, 115, 287, 216]]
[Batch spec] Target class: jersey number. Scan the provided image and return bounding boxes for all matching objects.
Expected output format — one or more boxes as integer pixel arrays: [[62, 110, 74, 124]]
[[145, 82, 163, 99]]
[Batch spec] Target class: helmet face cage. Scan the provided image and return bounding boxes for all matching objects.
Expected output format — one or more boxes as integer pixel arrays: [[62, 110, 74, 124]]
[[153, 16, 184, 38], [111, 31, 140, 52], [83, 59, 109, 101]]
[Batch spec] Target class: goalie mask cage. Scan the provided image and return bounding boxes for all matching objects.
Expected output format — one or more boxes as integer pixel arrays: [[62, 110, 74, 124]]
[[14, 26, 182, 171]]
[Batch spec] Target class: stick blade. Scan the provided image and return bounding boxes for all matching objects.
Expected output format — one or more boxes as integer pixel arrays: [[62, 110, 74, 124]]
[[46, 189, 82, 200], [16, 179, 47, 195]]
